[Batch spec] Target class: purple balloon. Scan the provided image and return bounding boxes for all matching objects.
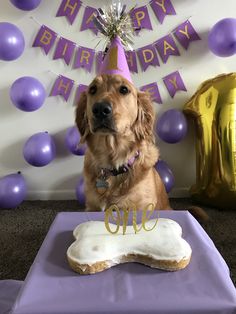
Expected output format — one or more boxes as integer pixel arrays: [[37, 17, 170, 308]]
[[10, 76, 46, 112], [155, 160, 174, 193], [65, 126, 87, 156], [0, 22, 25, 61], [23, 132, 56, 167], [0, 172, 27, 208], [208, 18, 236, 57], [75, 177, 86, 206], [156, 109, 187, 144], [10, 0, 42, 10]]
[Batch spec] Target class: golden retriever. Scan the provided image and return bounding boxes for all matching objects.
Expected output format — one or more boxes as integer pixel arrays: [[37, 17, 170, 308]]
[[75, 74, 171, 212]]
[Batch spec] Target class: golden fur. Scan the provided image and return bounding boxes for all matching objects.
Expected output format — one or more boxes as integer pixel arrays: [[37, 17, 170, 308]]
[[75, 74, 170, 211]]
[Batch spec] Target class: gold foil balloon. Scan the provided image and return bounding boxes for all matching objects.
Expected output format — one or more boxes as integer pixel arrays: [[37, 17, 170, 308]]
[[184, 73, 236, 210]]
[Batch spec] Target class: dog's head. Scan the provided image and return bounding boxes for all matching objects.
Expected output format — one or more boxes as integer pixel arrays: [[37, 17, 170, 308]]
[[75, 74, 155, 143]]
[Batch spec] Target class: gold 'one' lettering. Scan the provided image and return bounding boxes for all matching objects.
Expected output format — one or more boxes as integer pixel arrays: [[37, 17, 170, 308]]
[[132, 204, 143, 234], [141, 203, 159, 231], [122, 208, 129, 235], [105, 203, 159, 235], [104, 205, 121, 234]]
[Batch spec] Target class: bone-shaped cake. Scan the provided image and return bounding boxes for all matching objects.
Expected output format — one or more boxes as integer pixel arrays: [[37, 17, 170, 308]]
[[67, 218, 192, 274]]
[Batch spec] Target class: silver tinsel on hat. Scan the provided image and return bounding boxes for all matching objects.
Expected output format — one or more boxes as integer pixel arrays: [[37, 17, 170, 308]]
[[93, 1, 135, 51]]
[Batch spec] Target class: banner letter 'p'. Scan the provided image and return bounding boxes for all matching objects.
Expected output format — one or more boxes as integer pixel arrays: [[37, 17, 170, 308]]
[[130, 6, 152, 33]]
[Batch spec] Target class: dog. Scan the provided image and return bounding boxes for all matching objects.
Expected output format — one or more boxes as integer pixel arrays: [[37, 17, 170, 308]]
[[76, 73, 170, 211], [75, 74, 208, 222]]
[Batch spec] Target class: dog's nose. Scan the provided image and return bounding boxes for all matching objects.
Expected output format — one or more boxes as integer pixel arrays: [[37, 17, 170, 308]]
[[92, 102, 112, 119]]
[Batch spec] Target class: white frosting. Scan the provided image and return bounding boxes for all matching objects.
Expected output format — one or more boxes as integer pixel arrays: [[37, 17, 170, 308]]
[[67, 218, 192, 266]]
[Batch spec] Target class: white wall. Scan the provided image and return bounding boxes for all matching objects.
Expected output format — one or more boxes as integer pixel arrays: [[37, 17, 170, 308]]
[[0, 0, 236, 200]]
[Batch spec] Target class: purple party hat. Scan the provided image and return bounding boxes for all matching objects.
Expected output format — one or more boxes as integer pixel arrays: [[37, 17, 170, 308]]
[[98, 36, 132, 82], [94, 3, 134, 83]]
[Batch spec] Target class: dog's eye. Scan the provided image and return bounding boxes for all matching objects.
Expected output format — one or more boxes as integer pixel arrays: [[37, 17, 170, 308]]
[[119, 86, 129, 95], [89, 85, 97, 95]]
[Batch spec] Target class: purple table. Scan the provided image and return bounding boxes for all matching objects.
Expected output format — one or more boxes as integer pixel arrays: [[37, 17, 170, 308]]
[[12, 211, 236, 314]]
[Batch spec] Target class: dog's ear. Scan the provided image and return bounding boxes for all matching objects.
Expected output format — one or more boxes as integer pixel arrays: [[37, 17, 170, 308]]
[[133, 91, 155, 141], [75, 91, 89, 143]]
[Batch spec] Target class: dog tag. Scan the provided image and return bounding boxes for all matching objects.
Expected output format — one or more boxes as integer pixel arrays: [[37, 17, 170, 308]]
[[96, 178, 109, 195]]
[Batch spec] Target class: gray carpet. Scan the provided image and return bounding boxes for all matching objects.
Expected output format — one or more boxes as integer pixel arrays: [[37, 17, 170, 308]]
[[0, 199, 235, 286]]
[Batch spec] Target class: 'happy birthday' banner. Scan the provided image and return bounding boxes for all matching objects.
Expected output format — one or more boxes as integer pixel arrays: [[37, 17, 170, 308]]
[[55, 0, 177, 31], [50, 70, 187, 103], [32, 20, 200, 73]]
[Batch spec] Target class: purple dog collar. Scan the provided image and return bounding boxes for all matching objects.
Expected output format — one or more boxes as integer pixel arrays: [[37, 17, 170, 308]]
[[95, 151, 140, 193], [98, 150, 140, 180]]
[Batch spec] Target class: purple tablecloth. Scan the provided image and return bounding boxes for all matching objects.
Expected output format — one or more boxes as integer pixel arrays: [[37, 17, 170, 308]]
[[11, 211, 236, 314], [0, 280, 23, 314]]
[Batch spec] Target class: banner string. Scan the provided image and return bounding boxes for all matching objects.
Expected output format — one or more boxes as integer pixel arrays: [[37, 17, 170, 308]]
[[48, 69, 61, 77], [171, 16, 192, 32], [53, 0, 180, 39], [48, 67, 184, 89], [30, 16, 41, 26], [29, 15, 121, 51], [48, 68, 187, 104], [30, 16, 83, 48], [30, 14, 195, 54]]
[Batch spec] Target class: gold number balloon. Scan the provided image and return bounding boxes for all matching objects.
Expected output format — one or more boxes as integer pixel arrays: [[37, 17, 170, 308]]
[[184, 73, 236, 210]]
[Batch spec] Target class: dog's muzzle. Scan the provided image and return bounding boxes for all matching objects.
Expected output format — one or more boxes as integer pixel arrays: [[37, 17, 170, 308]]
[[92, 101, 116, 132]]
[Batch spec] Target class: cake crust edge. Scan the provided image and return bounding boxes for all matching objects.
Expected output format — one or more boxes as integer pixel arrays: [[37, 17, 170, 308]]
[[67, 253, 191, 275]]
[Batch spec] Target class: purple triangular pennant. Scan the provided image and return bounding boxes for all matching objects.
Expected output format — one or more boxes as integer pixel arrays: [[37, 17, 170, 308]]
[[125, 51, 138, 73], [56, 0, 81, 25], [80, 6, 98, 34], [74, 46, 95, 72], [173, 20, 201, 50], [150, 0, 176, 24], [163, 71, 187, 98], [53, 37, 76, 65], [32, 25, 57, 55], [137, 44, 160, 71], [155, 34, 180, 63], [130, 6, 152, 33], [140, 82, 162, 104], [75, 84, 88, 103], [96, 51, 104, 74], [50, 75, 74, 101]]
